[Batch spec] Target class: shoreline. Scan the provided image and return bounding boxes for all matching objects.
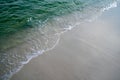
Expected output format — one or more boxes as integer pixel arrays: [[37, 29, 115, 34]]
[[10, 4, 120, 80]]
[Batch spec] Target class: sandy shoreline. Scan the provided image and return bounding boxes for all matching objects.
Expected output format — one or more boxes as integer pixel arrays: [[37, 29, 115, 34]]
[[11, 5, 120, 80]]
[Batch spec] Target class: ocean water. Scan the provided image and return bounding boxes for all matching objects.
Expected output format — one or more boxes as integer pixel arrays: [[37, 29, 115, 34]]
[[0, 0, 119, 80]]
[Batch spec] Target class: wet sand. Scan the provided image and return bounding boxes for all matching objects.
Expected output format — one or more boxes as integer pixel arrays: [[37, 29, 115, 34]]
[[11, 5, 120, 80]]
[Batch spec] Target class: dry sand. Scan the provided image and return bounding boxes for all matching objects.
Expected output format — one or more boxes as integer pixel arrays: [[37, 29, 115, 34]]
[[11, 5, 120, 80]]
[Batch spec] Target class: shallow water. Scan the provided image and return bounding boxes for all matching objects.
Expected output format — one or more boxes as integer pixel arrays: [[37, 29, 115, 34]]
[[0, 0, 120, 80]]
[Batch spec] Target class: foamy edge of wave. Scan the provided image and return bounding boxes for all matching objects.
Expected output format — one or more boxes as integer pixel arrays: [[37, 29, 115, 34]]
[[87, 1, 118, 22], [3, 33, 61, 80], [102, 1, 117, 11]]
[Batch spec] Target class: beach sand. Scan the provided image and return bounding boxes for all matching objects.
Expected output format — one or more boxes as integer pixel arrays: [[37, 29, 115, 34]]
[[11, 5, 120, 80]]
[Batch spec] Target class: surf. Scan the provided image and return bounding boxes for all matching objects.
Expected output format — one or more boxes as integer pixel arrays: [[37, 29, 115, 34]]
[[0, 0, 119, 80]]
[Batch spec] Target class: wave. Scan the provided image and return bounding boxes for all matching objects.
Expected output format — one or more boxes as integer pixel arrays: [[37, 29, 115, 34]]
[[102, 1, 117, 11], [0, 0, 119, 80]]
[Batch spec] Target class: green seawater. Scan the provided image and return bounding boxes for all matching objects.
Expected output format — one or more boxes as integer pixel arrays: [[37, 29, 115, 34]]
[[0, 0, 85, 37], [0, 0, 87, 51]]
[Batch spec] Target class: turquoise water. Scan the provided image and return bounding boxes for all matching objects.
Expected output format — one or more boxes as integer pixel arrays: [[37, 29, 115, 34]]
[[0, 0, 88, 51], [0, 0, 85, 36], [0, 0, 119, 80]]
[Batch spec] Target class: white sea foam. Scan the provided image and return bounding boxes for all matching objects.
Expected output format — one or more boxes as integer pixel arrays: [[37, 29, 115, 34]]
[[64, 25, 73, 30], [102, 1, 117, 11], [87, 1, 118, 22]]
